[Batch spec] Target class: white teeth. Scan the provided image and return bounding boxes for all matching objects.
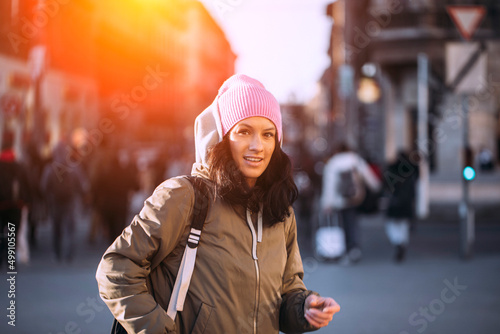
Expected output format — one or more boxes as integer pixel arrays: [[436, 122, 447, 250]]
[[245, 157, 262, 162]]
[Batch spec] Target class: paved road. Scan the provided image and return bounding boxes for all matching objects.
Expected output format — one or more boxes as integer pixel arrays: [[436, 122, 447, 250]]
[[1, 213, 499, 334], [301, 215, 500, 334]]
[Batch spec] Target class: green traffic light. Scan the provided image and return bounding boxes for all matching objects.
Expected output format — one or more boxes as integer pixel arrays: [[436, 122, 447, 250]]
[[463, 166, 476, 181]]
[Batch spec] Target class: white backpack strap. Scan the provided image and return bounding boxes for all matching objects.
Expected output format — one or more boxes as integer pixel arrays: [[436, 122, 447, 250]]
[[166, 177, 209, 322], [166, 244, 198, 321]]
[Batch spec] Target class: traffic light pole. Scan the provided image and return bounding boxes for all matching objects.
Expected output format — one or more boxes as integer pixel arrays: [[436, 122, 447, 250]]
[[417, 53, 429, 220], [459, 95, 474, 260]]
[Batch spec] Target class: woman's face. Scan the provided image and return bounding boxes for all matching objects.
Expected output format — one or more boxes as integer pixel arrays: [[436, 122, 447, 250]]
[[228, 116, 276, 188]]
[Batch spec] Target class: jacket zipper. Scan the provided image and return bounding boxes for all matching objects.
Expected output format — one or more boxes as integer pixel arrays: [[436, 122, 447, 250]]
[[246, 207, 262, 334], [253, 259, 260, 334]]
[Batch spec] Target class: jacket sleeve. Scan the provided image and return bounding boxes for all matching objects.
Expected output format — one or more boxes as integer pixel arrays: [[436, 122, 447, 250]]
[[279, 211, 320, 333], [96, 177, 194, 334]]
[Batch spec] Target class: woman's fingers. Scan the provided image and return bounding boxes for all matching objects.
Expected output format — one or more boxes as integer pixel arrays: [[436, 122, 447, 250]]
[[304, 296, 340, 328], [323, 298, 341, 313], [307, 307, 334, 320], [305, 310, 332, 328]]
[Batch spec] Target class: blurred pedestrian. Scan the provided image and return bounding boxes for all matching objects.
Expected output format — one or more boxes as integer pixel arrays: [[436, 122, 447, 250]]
[[24, 141, 49, 249], [93, 148, 139, 244], [384, 151, 419, 263], [41, 135, 89, 262], [0, 133, 31, 268], [97, 74, 340, 333], [320, 142, 381, 264], [477, 146, 494, 172], [87, 140, 109, 245]]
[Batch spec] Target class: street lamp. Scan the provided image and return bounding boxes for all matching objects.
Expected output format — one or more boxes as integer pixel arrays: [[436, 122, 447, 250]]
[[356, 77, 381, 104], [357, 63, 381, 104]]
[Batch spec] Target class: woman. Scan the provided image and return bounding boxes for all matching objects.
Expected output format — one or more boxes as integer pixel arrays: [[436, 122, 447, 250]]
[[384, 151, 419, 262], [96, 74, 340, 333]]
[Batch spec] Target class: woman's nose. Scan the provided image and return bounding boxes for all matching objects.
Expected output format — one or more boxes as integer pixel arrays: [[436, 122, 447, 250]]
[[249, 134, 263, 151]]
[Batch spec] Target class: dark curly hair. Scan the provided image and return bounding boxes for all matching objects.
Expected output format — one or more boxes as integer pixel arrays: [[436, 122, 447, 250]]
[[207, 136, 298, 227]]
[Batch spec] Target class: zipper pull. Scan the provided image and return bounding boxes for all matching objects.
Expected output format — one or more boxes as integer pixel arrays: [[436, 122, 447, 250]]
[[246, 208, 258, 260]]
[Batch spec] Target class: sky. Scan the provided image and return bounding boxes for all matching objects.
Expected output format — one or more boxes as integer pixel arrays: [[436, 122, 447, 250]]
[[199, 0, 335, 104]]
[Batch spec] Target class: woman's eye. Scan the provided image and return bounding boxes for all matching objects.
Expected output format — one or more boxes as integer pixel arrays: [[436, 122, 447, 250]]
[[264, 132, 275, 138], [239, 130, 250, 135]]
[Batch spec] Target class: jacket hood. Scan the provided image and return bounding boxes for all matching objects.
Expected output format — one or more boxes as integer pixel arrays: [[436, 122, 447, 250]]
[[190, 96, 283, 180], [191, 98, 223, 179]]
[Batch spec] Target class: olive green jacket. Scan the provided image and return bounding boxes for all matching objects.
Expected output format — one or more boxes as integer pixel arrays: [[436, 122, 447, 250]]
[[96, 175, 317, 334]]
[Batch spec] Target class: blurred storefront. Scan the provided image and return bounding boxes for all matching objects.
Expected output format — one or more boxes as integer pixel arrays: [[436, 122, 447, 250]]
[[0, 54, 99, 158], [0, 0, 235, 156]]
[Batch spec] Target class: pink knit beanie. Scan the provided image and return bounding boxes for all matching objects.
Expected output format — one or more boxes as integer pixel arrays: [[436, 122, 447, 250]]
[[216, 74, 282, 140]]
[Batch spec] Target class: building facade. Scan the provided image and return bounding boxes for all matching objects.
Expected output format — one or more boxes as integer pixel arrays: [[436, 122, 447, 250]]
[[0, 0, 235, 155], [312, 0, 500, 209]]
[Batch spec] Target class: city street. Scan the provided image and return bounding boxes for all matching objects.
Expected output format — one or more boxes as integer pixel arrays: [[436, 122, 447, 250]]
[[1, 212, 499, 334], [1, 1, 500, 334]]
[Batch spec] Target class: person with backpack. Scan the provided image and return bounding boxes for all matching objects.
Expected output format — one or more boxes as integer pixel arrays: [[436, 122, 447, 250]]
[[320, 142, 381, 264], [96, 74, 340, 333]]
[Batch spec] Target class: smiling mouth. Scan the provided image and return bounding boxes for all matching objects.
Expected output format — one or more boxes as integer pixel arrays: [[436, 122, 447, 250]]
[[244, 157, 263, 162]]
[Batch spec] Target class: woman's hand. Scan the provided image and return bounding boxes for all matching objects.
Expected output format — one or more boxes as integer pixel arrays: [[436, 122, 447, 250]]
[[304, 294, 340, 328]]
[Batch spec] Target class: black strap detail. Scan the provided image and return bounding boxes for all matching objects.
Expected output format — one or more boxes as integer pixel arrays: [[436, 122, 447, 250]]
[[111, 318, 127, 334], [185, 176, 210, 248]]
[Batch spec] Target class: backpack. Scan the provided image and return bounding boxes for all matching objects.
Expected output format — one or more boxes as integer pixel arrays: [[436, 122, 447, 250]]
[[111, 176, 210, 334], [336, 168, 365, 208]]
